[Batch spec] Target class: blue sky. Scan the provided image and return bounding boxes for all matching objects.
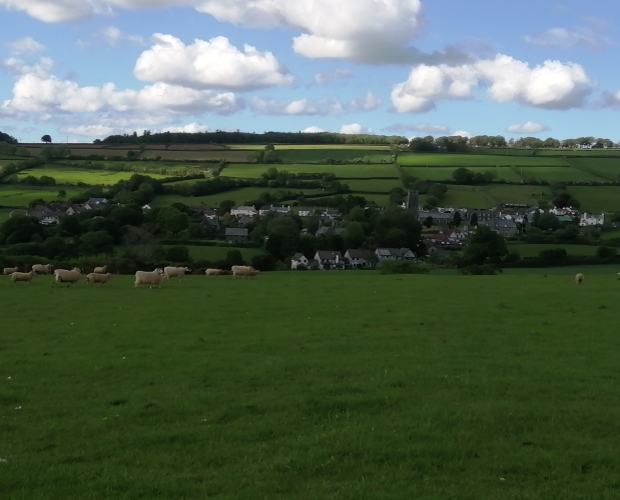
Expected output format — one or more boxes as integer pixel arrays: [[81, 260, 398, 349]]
[[1, 0, 619, 143]]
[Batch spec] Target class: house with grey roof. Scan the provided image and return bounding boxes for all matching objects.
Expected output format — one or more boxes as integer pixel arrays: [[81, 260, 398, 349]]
[[314, 250, 344, 270], [231, 206, 257, 218], [344, 249, 375, 269], [259, 205, 291, 217], [225, 227, 249, 244], [375, 248, 417, 261], [291, 253, 311, 270]]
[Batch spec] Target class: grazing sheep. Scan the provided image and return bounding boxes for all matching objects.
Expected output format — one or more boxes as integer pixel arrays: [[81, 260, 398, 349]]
[[86, 272, 113, 286], [3, 267, 19, 275], [93, 265, 108, 274], [163, 266, 192, 281], [11, 271, 35, 284], [135, 269, 165, 289], [205, 268, 224, 276], [575, 273, 585, 285], [231, 265, 260, 279], [32, 263, 54, 275], [53, 268, 82, 286]]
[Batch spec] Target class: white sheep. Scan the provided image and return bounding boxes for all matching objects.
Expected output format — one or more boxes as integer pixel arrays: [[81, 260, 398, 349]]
[[575, 273, 585, 285], [32, 263, 54, 275], [53, 268, 82, 286], [135, 269, 165, 289], [231, 265, 260, 279], [3, 267, 19, 275], [11, 271, 35, 284], [93, 265, 108, 274], [163, 266, 192, 281], [205, 268, 224, 276], [86, 272, 113, 286]]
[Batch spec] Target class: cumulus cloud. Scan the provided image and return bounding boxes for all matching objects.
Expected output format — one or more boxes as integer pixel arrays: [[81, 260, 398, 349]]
[[2, 73, 242, 116], [313, 68, 351, 85], [391, 54, 593, 113], [302, 126, 325, 133], [506, 121, 549, 134], [601, 90, 620, 108], [100, 26, 144, 45], [134, 34, 293, 90], [339, 123, 372, 134], [7, 36, 46, 54], [453, 130, 471, 138], [159, 122, 211, 133], [384, 123, 449, 134], [349, 92, 381, 111], [525, 27, 612, 50], [250, 92, 379, 116], [1, 0, 470, 65], [1, 56, 54, 78]]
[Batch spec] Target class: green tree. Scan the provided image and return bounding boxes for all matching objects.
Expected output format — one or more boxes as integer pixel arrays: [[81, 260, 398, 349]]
[[157, 206, 190, 235], [462, 225, 508, 265], [80, 231, 115, 255], [597, 246, 617, 260], [470, 213, 478, 227], [453, 211, 462, 227], [57, 189, 67, 199], [41, 134, 52, 143], [424, 216, 434, 228], [343, 221, 365, 249], [166, 245, 190, 262]]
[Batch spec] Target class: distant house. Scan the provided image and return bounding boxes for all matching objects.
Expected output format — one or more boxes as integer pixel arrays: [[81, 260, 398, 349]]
[[425, 244, 453, 257], [344, 249, 375, 269], [231, 206, 258, 218], [580, 213, 605, 227], [201, 218, 221, 233], [66, 205, 88, 216], [41, 215, 61, 226], [86, 197, 109, 205], [190, 205, 218, 219], [259, 205, 291, 217], [291, 253, 310, 270], [479, 218, 519, 237], [418, 210, 453, 226], [142, 204, 153, 213], [375, 248, 416, 261], [314, 250, 344, 270], [316, 225, 346, 237], [320, 209, 341, 220], [236, 215, 256, 226], [430, 228, 469, 244], [469, 209, 498, 222], [225, 227, 249, 244], [297, 207, 316, 217]]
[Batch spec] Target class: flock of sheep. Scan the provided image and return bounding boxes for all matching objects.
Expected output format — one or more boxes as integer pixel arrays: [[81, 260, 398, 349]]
[[2, 264, 260, 288]]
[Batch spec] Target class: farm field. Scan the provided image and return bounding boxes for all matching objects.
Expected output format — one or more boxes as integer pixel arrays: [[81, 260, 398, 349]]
[[537, 149, 620, 157], [518, 166, 605, 183], [1, 271, 620, 499], [566, 158, 620, 181], [221, 163, 399, 179], [276, 149, 391, 163], [163, 245, 266, 262], [404, 166, 523, 182], [0, 186, 82, 207], [342, 179, 402, 193], [16, 166, 170, 184], [508, 243, 599, 257], [142, 150, 251, 162], [153, 187, 326, 207], [567, 187, 620, 213], [398, 153, 568, 167], [0, 208, 13, 222]]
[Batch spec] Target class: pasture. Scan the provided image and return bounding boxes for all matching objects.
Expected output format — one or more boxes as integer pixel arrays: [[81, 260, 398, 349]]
[[404, 166, 523, 182], [275, 149, 391, 163], [518, 167, 605, 183], [153, 187, 326, 207], [1, 271, 620, 499], [567, 187, 620, 213], [163, 244, 266, 262], [221, 163, 399, 179], [16, 166, 170, 185], [0, 186, 82, 207], [508, 243, 599, 258], [398, 153, 568, 167]]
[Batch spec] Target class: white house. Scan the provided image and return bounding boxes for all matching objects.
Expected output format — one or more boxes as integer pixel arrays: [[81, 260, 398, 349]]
[[580, 213, 605, 227], [259, 205, 291, 216], [231, 205, 258, 218], [297, 207, 316, 217], [344, 250, 375, 269], [375, 248, 416, 261], [291, 253, 310, 270], [314, 250, 343, 270]]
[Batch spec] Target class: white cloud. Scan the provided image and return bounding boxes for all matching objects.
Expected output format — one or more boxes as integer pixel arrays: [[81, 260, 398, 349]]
[[385, 123, 450, 134], [134, 34, 293, 91], [302, 126, 325, 133], [61, 124, 118, 137], [159, 122, 210, 133], [452, 130, 471, 138], [506, 121, 549, 134], [391, 54, 593, 113], [313, 68, 351, 85], [2, 73, 242, 116], [525, 27, 612, 50], [100, 26, 144, 45], [7, 36, 46, 54], [1, 56, 54, 78], [339, 123, 372, 134], [349, 92, 381, 111]]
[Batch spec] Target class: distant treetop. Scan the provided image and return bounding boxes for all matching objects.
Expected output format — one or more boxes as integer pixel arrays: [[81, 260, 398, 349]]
[[0, 130, 18, 144]]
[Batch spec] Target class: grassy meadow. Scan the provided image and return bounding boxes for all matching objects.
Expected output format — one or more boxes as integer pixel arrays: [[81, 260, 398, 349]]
[[1, 271, 620, 499], [0, 186, 82, 206], [163, 244, 266, 262], [398, 153, 568, 167], [508, 243, 600, 257], [16, 166, 170, 185]]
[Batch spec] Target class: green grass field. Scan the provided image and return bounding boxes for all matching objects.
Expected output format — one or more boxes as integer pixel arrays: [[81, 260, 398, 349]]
[[221, 163, 399, 179], [154, 187, 326, 207], [567, 186, 620, 213], [163, 245, 266, 262], [518, 167, 605, 183], [228, 144, 392, 151], [2, 271, 620, 499], [566, 158, 620, 181], [398, 153, 568, 167], [344, 179, 403, 193], [508, 243, 599, 257], [149, 150, 252, 162], [276, 149, 391, 163], [404, 166, 523, 182], [16, 166, 170, 185], [0, 186, 83, 207], [0, 207, 14, 222]]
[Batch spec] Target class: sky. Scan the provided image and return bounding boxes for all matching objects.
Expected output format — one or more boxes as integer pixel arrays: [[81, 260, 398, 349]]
[[1, 0, 620, 143]]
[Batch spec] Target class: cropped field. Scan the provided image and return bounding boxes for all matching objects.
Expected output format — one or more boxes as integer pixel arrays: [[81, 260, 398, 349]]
[[0, 186, 82, 207], [404, 166, 523, 182], [567, 186, 620, 213], [1, 272, 620, 499], [164, 245, 266, 262], [221, 163, 399, 179], [508, 243, 599, 257], [154, 187, 326, 207], [144, 150, 252, 162], [276, 149, 391, 163], [228, 144, 392, 151], [518, 167, 605, 183], [398, 153, 567, 167], [16, 166, 170, 185]]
